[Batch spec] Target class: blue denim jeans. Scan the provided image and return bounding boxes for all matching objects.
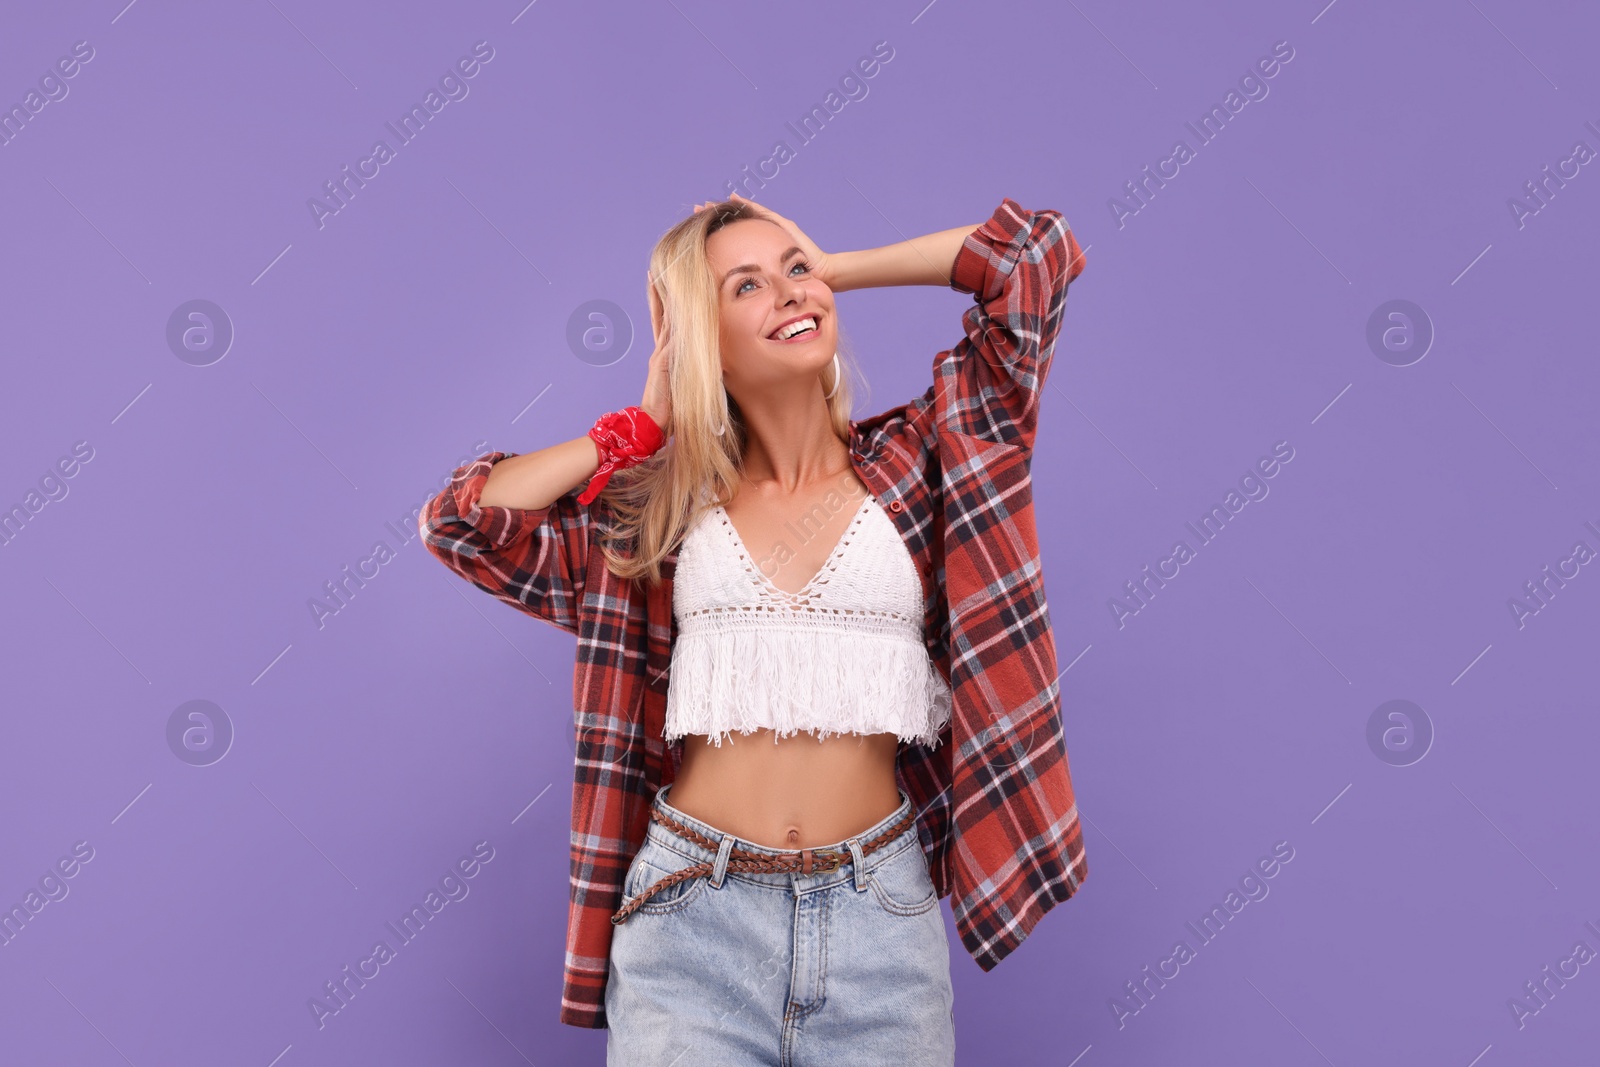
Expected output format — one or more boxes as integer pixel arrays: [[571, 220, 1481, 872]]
[[605, 781, 956, 1066]]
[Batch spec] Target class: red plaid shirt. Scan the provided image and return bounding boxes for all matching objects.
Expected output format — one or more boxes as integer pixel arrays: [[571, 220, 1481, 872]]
[[420, 197, 1089, 1029]]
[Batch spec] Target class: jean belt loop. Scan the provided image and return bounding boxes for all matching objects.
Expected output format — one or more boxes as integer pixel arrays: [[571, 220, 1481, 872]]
[[846, 836, 869, 892], [709, 832, 735, 889]]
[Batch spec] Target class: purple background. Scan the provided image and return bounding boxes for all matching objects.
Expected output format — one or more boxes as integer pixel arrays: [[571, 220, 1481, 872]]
[[3, 0, 1597, 1063]]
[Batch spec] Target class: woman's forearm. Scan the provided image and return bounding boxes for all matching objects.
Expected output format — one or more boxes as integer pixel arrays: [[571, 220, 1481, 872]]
[[828, 223, 982, 293], [479, 435, 601, 511]]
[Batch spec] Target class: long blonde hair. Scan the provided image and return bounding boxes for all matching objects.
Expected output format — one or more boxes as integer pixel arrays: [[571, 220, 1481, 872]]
[[595, 199, 857, 587]]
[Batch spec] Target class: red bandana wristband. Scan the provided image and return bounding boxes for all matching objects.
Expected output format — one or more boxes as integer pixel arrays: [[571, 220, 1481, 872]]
[[577, 406, 665, 505]]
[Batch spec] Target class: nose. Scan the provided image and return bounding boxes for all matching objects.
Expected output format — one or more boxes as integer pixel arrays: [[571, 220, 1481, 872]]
[[773, 278, 807, 311]]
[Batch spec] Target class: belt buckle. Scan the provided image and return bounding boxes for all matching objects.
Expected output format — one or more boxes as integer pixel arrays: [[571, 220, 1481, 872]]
[[806, 848, 845, 874]]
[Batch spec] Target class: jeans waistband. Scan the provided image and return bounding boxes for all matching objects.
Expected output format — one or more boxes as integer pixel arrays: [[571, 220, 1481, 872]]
[[649, 781, 920, 875]]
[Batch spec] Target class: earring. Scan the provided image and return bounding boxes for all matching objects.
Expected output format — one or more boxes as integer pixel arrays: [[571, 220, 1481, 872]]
[[823, 351, 842, 400]]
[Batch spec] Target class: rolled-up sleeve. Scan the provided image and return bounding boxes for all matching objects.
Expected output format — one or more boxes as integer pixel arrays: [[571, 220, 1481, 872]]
[[418, 450, 594, 635], [943, 197, 1086, 451]]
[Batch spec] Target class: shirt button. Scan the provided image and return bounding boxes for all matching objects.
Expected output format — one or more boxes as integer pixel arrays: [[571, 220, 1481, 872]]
[[888, 499, 904, 513]]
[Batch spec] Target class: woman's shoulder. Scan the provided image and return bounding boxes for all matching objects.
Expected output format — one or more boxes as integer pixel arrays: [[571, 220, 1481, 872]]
[[849, 389, 939, 464]]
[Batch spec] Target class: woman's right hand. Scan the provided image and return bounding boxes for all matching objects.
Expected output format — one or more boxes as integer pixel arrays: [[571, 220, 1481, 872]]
[[640, 270, 673, 435]]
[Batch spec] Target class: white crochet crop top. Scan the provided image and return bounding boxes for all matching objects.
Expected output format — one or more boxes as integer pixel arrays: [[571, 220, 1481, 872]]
[[664, 493, 953, 748]]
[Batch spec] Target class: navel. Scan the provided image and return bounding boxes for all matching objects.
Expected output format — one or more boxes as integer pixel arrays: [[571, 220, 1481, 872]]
[[786, 826, 801, 846]]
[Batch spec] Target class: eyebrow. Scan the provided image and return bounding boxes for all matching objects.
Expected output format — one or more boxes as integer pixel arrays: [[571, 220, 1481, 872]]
[[721, 246, 805, 288]]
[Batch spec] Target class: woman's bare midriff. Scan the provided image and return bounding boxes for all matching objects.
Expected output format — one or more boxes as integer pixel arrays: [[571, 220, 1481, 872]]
[[668, 729, 903, 849]]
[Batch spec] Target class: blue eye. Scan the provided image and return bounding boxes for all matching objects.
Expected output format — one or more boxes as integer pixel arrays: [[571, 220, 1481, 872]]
[[735, 261, 809, 295]]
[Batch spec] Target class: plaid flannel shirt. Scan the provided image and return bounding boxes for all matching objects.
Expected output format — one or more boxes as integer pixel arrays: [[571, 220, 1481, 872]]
[[419, 196, 1088, 1029]]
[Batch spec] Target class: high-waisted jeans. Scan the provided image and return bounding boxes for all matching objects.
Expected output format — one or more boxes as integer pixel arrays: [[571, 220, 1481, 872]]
[[604, 781, 956, 1066]]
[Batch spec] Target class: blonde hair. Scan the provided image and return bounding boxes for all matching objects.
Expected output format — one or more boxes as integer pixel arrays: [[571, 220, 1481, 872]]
[[595, 199, 857, 587]]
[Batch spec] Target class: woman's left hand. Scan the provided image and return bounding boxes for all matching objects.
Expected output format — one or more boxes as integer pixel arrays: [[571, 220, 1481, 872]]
[[706, 193, 839, 290]]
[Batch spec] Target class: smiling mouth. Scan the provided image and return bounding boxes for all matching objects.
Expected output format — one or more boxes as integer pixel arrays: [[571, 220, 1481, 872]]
[[768, 314, 822, 341]]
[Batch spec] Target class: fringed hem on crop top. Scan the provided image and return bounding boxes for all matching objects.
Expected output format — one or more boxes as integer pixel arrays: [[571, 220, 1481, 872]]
[[664, 492, 953, 748]]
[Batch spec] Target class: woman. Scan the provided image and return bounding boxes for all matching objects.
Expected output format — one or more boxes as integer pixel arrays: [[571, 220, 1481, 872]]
[[419, 193, 1089, 1064]]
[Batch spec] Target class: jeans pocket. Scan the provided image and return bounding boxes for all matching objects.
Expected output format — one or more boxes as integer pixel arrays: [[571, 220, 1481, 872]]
[[623, 837, 710, 916], [866, 841, 939, 916]]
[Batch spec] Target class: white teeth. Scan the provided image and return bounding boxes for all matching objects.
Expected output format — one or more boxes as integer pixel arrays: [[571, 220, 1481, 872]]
[[773, 317, 817, 340]]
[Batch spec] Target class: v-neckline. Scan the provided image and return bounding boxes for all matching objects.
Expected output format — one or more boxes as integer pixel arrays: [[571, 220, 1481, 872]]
[[714, 494, 874, 601]]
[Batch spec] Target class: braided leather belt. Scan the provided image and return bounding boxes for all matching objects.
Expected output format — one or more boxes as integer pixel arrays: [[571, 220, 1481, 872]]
[[611, 802, 918, 925]]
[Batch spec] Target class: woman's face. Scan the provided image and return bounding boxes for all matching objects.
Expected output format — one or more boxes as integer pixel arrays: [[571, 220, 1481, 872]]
[[703, 217, 837, 399]]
